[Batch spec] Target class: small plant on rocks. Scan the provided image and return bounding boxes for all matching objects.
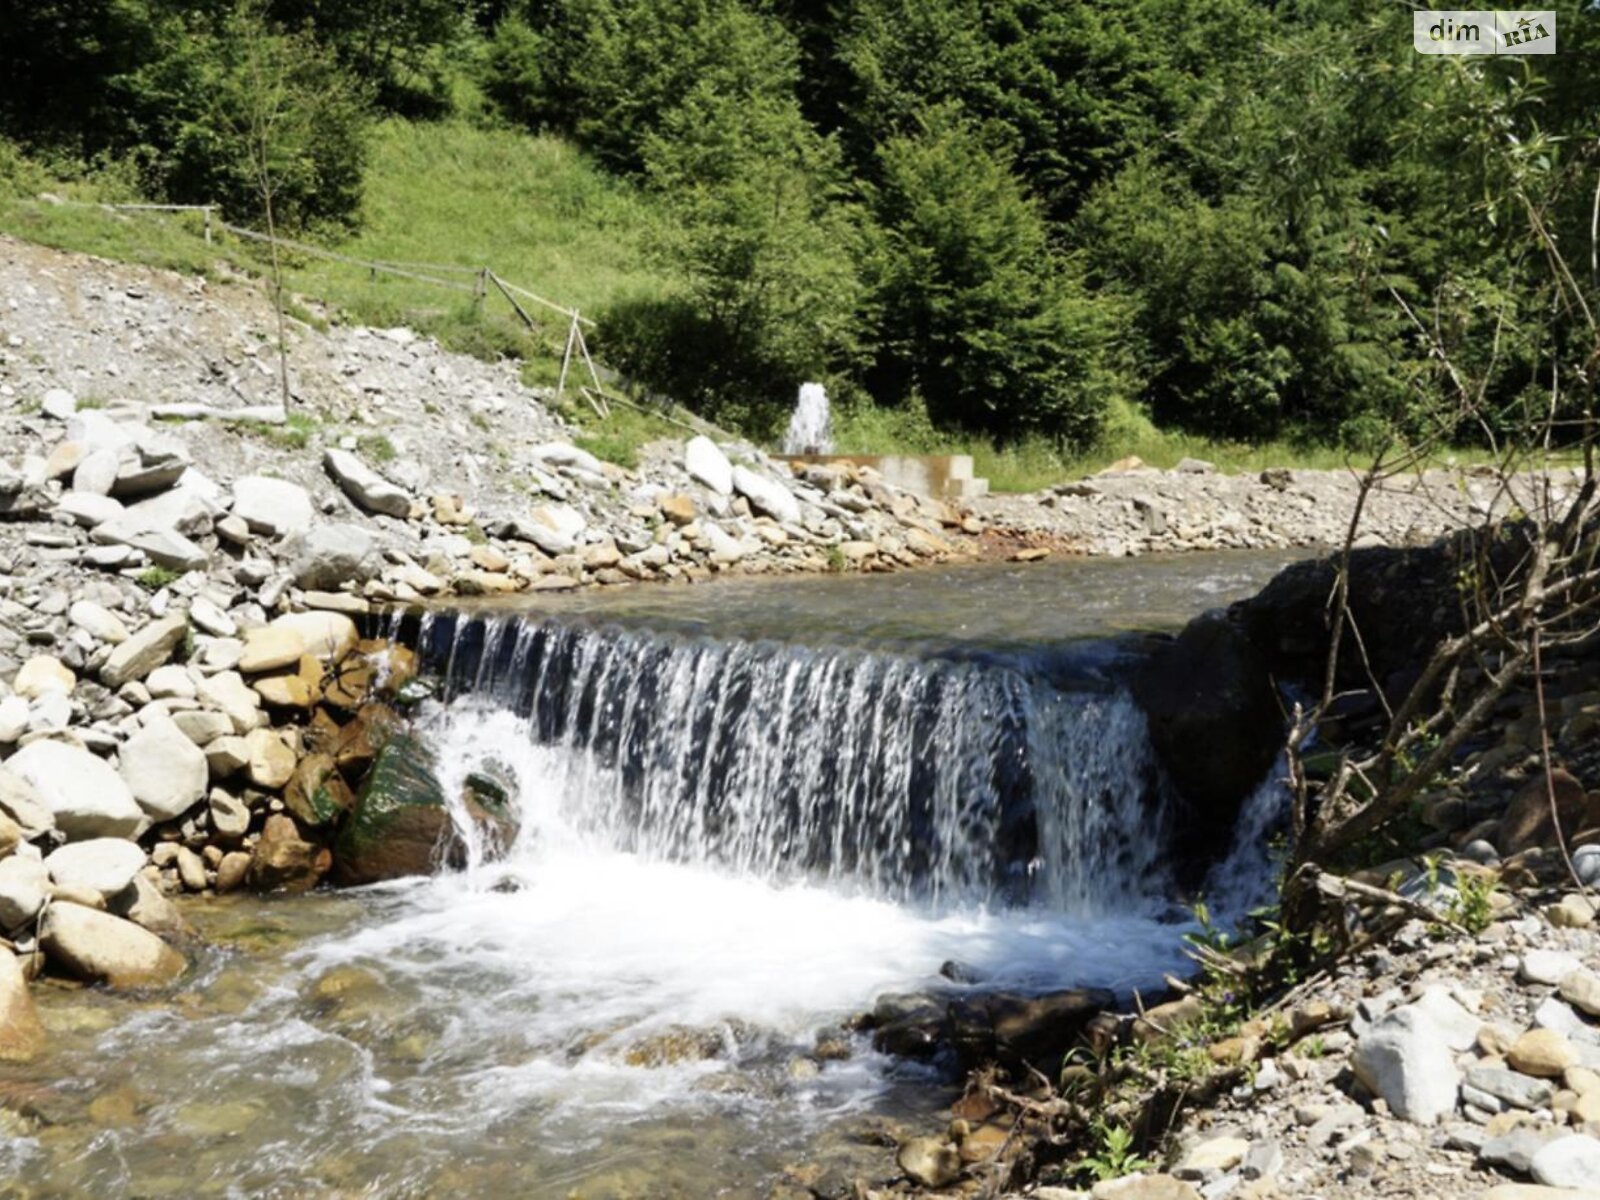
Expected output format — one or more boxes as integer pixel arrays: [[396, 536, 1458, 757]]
[[1080, 1119, 1152, 1182]]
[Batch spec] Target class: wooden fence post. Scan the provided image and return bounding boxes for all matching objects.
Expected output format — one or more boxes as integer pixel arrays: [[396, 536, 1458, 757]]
[[557, 311, 579, 402], [474, 268, 487, 317], [203, 206, 213, 245]]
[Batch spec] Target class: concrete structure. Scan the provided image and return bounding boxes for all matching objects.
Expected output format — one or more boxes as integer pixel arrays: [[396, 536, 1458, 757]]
[[780, 454, 989, 500]]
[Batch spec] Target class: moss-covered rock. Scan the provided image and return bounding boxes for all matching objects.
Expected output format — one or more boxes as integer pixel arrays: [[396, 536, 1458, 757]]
[[333, 729, 453, 886]]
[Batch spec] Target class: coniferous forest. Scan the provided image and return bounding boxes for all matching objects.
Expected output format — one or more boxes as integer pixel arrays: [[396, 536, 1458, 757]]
[[1, 0, 1595, 451]]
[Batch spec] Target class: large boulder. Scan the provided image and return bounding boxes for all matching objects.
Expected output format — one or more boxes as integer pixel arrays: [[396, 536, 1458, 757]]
[[118, 713, 208, 821], [6, 740, 145, 839], [289, 523, 381, 590], [0, 950, 45, 1062], [334, 729, 512, 885], [1130, 612, 1281, 869], [1231, 530, 1532, 690], [246, 813, 329, 893], [323, 448, 411, 519], [44, 838, 147, 901], [731, 466, 801, 525], [230, 475, 314, 539], [39, 902, 186, 988], [685, 436, 733, 495], [0, 764, 55, 840], [1351, 1006, 1461, 1124]]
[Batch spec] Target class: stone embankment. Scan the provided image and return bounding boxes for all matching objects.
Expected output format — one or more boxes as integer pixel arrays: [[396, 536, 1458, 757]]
[[978, 456, 1583, 558]]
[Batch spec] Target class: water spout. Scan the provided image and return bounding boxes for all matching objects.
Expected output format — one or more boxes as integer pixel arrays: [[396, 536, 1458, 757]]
[[782, 382, 833, 455]]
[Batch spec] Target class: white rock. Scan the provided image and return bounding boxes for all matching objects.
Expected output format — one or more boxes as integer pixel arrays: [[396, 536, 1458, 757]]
[[0, 696, 26, 743], [38, 901, 185, 988], [0, 766, 53, 838], [122, 480, 217, 536], [1413, 985, 1484, 1051], [230, 475, 314, 538], [188, 596, 236, 638], [111, 428, 190, 497], [1351, 1006, 1461, 1124], [531, 442, 605, 477], [40, 387, 76, 419], [91, 518, 207, 571], [145, 665, 197, 699], [1522, 950, 1584, 986], [197, 671, 261, 733], [118, 713, 208, 821], [101, 613, 188, 688], [0, 854, 49, 933], [1530, 1134, 1600, 1190], [270, 611, 357, 663], [68, 600, 130, 644], [44, 838, 146, 900], [732, 466, 802, 525], [323, 448, 411, 518], [6, 740, 145, 839], [686, 436, 734, 495], [289, 523, 380, 590], [72, 447, 119, 495], [56, 492, 124, 527]]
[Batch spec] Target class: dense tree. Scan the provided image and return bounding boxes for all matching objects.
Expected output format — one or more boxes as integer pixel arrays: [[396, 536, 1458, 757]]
[[5, 0, 1596, 450], [865, 112, 1114, 443]]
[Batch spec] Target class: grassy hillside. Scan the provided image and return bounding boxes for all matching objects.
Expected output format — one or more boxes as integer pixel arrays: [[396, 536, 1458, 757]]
[[294, 119, 675, 365], [0, 122, 1483, 491]]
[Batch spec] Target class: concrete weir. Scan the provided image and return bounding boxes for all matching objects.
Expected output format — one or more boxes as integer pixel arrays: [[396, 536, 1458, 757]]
[[778, 453, 990, 500]]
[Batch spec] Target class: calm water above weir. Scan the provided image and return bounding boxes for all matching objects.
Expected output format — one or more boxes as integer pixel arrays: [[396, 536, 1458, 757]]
[[6, 552, 1298, 1199]]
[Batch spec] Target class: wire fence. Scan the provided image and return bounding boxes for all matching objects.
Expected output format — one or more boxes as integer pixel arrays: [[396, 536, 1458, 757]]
[[32, 198, 610, 409]]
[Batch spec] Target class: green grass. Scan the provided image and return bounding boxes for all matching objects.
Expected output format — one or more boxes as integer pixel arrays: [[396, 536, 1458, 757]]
[[571, 396, 693, 470], [288, 118, 672, 362], [0, 119, 673, 373], [0, 129, 1495, 494]]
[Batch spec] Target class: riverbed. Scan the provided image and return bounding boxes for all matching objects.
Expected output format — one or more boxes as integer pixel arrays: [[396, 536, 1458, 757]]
[[4, 551, 1299, 1198]]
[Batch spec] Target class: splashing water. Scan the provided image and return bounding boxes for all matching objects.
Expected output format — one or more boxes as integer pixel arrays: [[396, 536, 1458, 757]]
[[782, 381, 833, 455], [6, 565, 1291, 1197]]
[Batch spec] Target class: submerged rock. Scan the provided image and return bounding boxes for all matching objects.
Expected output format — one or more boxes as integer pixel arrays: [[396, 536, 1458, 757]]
[[334, 729, 514, 886], [1131, 612, 1280, 869]]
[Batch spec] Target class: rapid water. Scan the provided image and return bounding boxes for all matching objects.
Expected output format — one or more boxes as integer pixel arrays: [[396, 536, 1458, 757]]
[[2, 553, 1295, 1198]]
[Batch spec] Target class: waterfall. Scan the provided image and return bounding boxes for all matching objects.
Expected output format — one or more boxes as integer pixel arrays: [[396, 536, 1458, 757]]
[[781, 382, 833, 455], [404, 611, 1182, 915]]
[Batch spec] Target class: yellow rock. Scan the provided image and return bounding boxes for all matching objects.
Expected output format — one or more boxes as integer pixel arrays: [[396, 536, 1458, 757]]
[[238, 625, 305, 674], [13, 655, 74, 699], [1509, 1028, 1578, 1078], [270, 611, 358, 664]]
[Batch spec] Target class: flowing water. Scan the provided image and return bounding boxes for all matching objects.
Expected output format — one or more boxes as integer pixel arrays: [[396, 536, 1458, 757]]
[[3, 553, 1298, 1199], [781, 383, 833, 455]]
